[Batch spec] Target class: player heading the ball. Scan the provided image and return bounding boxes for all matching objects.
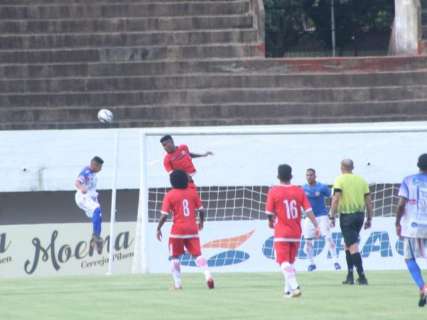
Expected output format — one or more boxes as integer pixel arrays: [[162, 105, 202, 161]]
[[74, 156, 104, 254], [160, 135, 213, 188], [157, 170, 214, 290], [265, 164, 320, 298]]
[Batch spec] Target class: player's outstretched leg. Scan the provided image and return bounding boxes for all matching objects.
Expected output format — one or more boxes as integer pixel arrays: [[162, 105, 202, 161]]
[[405, 258, 427, 307], [91, 207, 103, 254], [281, 262, 301, 298], [305, 239, 316, 272], [195, 256, 214, 289], [170, 258, 182, 289]]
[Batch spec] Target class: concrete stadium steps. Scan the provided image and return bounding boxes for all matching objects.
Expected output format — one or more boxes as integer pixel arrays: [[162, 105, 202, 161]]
[[0, 45, 263, 64], [2, 86, 427, 107], [1, 71, 427, 93], [0, 29, 258, 50], [2, 56, 427, 79], [1, 100, 427, 130], [0, 15, 253, 34], [0, 1, 250, 20]]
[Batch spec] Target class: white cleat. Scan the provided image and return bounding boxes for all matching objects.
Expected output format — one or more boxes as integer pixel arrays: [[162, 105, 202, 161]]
[[284, 288, 302, 298]]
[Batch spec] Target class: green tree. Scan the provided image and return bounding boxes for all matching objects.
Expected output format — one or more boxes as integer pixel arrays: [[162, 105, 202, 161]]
[[264, 0, 306, 57]]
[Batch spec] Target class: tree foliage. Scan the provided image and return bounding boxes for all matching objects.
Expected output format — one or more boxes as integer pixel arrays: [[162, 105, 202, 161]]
[[265, 0, 395, 57]]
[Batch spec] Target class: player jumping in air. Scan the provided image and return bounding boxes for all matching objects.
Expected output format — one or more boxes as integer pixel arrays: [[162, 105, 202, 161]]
[[156, 170, 214, 290], [160, 135, 213, 187], [396, 153, 427, 307], [74, 156, 104, 254], [303, 168, 341, 272], [265, 164, 320, 298]]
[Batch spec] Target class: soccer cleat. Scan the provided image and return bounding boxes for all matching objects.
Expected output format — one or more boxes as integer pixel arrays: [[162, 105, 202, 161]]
[[90, 234, 103, 254], [334, 262, 341, 270], [342, 273, 354, 285], [207, 278, 215, 289], [419, 291, 427, 307], [307, 264, 317, 272], [284, 288, 302, 298], [356, 275, 368, 285]]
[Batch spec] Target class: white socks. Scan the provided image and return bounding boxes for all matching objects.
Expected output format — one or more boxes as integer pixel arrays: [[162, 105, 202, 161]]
[[281, 262, 298, 291], [306, 240, 315, 265], [195, 256, 212, 281], [170, 258, 182, 288]]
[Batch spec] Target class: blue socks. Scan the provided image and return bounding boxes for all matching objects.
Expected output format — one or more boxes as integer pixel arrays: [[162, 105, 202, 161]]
[[406, 259, 425, 290], [92, 207, 102, 237]]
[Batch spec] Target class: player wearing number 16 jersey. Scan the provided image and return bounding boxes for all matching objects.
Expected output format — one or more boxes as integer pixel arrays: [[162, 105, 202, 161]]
[[265, 164, 320, 298], [156, 170, 214, 290]]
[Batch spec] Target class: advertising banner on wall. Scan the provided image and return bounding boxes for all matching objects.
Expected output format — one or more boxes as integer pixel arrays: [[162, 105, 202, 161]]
[[1, 217, 425, 278]]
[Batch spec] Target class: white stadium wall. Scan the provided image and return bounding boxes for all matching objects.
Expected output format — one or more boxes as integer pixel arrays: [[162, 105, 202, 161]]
[[1, 219, 426, 277], [1, 122, 427, 277]]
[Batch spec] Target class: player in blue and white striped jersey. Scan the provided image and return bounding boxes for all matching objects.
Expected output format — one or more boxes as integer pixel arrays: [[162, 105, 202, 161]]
[[396, 153, 427, 307], [75, 156, 104, 253]]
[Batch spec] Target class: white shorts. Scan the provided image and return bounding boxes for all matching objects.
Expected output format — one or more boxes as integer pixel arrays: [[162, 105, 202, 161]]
[[403, 237, 427, 259], [303, 215, 331, 239], [75, 191, 100, 218]]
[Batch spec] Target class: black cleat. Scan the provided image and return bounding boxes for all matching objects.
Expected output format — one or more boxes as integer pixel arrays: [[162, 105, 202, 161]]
[[90, 234, 103, 254], [342, 273, 354, 285], [419, 292, 427, 307], [356, 275, 368, 285]]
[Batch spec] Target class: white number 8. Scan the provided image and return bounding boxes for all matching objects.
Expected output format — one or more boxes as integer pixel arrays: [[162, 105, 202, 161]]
[[182, 199, 190, 217]]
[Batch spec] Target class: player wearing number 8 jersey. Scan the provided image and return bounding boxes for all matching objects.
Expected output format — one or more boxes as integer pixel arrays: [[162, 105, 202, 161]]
[[157, 170, 214, 290], [265, 164, 320, 298]]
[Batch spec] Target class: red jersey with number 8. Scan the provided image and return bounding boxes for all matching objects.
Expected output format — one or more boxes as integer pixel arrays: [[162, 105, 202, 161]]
[[161, 188, 203, 238], [265, 184, 312, 241]]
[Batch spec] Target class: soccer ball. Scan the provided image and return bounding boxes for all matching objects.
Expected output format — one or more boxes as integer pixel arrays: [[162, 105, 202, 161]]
[[97, 109, 114, 123]]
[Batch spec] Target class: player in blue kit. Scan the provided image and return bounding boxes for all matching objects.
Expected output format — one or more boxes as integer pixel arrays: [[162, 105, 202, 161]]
[[74, 156, 104, 254], [303, 168, 340, 271], [396, 154, 427, 307]]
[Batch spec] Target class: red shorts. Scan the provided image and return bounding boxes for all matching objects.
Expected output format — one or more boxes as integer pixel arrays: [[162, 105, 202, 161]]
[[169, 237, 201, 258], [274, 241, 299, 264]]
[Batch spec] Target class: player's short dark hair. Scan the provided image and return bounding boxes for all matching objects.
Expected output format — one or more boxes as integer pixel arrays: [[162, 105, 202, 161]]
[[278, 164, 292, 182], [417, 154, 427, 171], [170, 170, 188, 189], [92, 156, 104, 165], [160, 135, 173, 144], [306, 168, 316, 174]]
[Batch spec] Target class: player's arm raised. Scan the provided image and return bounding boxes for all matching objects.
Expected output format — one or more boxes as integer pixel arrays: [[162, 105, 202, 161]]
[[189, 151, 213, 158]]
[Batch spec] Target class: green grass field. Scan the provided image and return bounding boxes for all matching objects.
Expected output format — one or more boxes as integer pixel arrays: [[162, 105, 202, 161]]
[[0, 271, 426, 320]]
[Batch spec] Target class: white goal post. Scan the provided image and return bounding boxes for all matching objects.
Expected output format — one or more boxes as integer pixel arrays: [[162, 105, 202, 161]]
[[131, 122, 427, 274]]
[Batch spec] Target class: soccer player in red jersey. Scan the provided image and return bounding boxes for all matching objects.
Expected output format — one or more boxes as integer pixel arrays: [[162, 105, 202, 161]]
[[156, 170, 214, 290], [265, 164, 320, 298], [160, 135, 213, 187]]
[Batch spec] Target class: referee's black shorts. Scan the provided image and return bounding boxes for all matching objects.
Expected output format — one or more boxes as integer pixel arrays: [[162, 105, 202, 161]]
[[339, 212, 364, 247]]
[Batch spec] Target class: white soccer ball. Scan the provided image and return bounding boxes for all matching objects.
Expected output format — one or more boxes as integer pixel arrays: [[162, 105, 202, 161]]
[[97, 109, 114, 123]]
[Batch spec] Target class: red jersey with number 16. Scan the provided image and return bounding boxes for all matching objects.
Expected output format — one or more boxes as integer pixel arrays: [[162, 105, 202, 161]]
[[163, 144, 196, 175], [265, 184, 312, 241], [161, 187, 203, 238]]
